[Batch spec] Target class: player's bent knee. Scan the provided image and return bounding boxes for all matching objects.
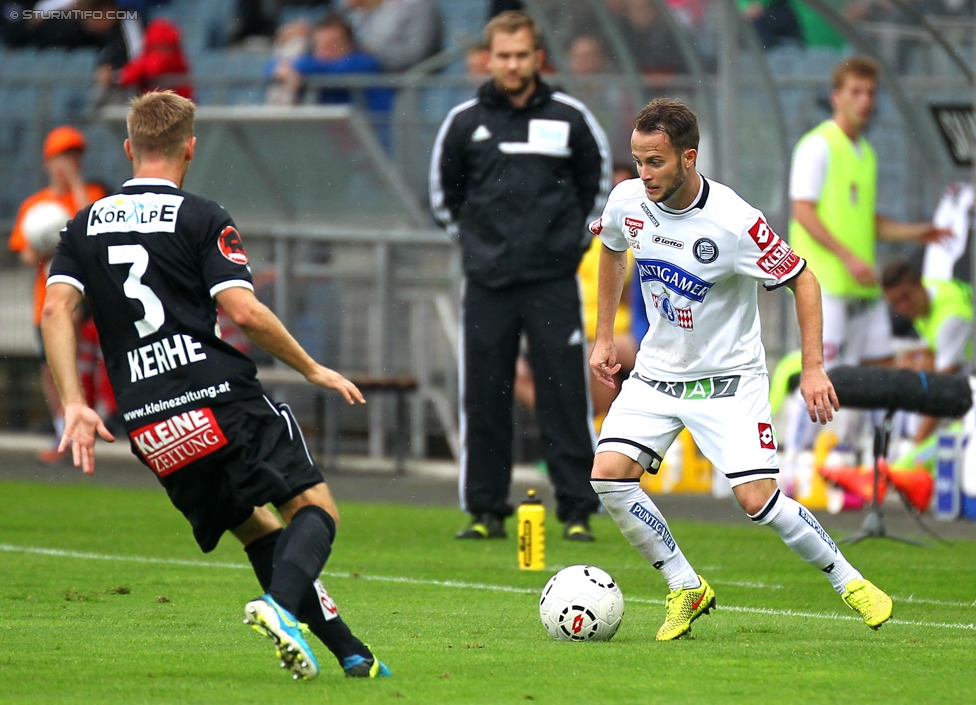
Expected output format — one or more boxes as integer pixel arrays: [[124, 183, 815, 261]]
[[279, 483, 340, 528], [732, 477, 779, 516], [231, 505, 283, 545], [591, 450, 644, 481]]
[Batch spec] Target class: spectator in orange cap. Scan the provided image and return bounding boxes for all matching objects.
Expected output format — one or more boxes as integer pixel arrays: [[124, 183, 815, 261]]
[[8, 126, 108, 462]]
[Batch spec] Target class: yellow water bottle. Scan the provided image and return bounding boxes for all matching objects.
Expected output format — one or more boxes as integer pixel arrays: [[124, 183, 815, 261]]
[[517, 489, 545, 570]]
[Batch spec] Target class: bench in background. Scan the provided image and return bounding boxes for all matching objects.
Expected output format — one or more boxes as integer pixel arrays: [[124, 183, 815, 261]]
[[255, 366, 418, 474]]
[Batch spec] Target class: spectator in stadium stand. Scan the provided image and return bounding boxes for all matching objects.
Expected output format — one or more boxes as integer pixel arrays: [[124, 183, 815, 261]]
[[588, 97, 893, 640], [85, 0, 148, 107], [115, 17, 194, 100], [783, 56, 948, 453], [0, 0, 142, 65], [338, 0, 442, 72], [268, 13, 392, 116], [40, 90, 390, 682], [8, 125, 107, 464], [430, 11, 611, 543], [224, 0, 330, 48]]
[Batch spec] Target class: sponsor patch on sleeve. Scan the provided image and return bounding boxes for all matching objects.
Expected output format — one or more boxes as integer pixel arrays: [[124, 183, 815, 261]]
[[588, 217, 603, 235], [129, 407, 229, 476], [757, 239, 801, 279], [218, 226, 248, 265], [748, 217, 779, 252]]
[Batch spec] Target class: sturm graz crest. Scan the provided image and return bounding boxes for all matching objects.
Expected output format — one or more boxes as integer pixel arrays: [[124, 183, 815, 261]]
[[693, 237, 718, 264]]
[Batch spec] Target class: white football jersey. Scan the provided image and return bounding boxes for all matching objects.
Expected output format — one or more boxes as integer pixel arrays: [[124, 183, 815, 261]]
[[590, 176, 804, 381]]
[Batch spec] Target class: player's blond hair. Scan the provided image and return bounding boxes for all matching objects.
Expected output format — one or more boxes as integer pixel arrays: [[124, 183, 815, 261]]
[[126, 90, 196, 160], [484, 10, 541, 52], [831, 56, 880, 90]]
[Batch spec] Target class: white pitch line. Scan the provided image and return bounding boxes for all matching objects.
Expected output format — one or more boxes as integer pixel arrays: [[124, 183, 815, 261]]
[[2, 544, 974, 631]]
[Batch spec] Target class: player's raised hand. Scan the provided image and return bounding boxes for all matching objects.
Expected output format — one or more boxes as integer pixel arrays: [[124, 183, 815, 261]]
[[59, 402, 115, 476], [306, 365, 366, 405]]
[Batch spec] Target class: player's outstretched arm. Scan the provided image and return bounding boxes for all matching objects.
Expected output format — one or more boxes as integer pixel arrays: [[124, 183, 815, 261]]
[[217, 286, 365, 405], [41, 282, 115, 475], [785, 268, 839, 424]]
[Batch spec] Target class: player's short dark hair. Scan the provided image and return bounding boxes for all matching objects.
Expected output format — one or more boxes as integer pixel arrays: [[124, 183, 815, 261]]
[[485, 10, 541, 52], [127, 90, 195, 160], [881, 260, 922, 289], [633, 98, 700, 153], [831, 55, 880, 90]]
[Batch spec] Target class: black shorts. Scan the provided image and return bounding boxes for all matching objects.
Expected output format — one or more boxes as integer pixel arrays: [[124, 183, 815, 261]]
[[127, 395, 323, 552]]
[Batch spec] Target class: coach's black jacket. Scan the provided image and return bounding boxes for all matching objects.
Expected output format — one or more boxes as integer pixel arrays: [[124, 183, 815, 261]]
[[430, 76, 610, 289]]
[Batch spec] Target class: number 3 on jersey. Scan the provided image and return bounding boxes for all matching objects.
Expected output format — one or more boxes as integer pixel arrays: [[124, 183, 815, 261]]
[[108, 244, 165, 338]]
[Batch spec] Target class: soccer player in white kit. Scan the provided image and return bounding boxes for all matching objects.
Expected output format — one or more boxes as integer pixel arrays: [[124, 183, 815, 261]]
[[588, 98, 893, 641]]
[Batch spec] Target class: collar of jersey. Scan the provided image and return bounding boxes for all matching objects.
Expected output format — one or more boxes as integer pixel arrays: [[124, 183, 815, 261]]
[[654, 174, 708, 218], [123, 177, 179, 189]]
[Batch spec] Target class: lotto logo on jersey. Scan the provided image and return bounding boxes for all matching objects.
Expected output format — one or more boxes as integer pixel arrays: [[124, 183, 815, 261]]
[[757, 240, 801, 279], [588, 217, 603, 235], [758, 422, 776, 450], [748, 217, 779, 252], [218, 226, 248, 265], [130, 407, 229, 476]]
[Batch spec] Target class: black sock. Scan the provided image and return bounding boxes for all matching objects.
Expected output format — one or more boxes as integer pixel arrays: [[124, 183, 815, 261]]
[[268, 505, 335, 614], [243, 520, 369, 666], [299, 580, 371, 666], [244, 528, 281, 591]]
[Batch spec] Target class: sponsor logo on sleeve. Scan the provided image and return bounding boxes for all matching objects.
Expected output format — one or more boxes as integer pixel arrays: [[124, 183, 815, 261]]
[[624, 217, 644, 238], [588, 217, 603, 235], [757, 240, 801, 279], [758, 422, 776, 450], [748, 217, 779, 252], [218, 226, 248, 265], [130, 407, 229, 476]]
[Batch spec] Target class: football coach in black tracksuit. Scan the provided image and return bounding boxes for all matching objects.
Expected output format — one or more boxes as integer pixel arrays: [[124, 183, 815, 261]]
[[430, 10, 611, 541]]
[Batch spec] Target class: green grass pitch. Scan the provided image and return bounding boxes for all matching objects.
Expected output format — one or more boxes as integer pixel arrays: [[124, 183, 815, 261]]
[[1, 480, 974, 704]]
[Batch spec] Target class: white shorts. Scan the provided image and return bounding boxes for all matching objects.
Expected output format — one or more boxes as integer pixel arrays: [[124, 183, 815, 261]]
[[597, 372, 779, 487]]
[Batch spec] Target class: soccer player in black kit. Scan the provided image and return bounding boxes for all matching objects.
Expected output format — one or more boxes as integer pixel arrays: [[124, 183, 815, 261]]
[[41, 90, 390, 681]]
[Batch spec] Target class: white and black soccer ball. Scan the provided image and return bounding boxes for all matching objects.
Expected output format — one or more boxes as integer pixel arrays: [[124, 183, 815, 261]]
[[21, 201, 70, 258], [539, 564, 624, 642]]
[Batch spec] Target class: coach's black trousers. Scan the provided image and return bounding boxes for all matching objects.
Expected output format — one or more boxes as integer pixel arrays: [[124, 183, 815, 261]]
[[459, 277, 600, 523]]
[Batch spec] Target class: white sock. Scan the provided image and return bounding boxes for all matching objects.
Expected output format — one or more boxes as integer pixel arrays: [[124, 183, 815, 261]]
[[591, 479, 699, 591], [751, 489, 860, 593]]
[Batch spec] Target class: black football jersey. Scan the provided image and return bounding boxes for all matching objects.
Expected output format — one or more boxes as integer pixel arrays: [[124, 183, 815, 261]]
[[48, 178, 264, 430]]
